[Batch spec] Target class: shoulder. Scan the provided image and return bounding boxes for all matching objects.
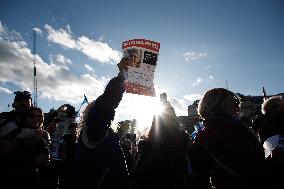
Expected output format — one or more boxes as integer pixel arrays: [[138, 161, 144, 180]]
[[262, 114, 284, 129], [2, 121, 18, 127], [197, 117, 245, 141], [0, 111, 10, 120], [0, 121, 18, 133], [0, 111, 16, 125]]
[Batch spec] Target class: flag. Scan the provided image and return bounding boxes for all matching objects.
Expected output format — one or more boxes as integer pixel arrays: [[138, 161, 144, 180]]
[[76, 94, 89, 118], [82, 94, 89, 105]]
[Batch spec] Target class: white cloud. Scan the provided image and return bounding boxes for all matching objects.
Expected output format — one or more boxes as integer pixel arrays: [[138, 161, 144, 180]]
[[0, 86, 12, 94], [209, 75, 214, 80], [205, 65, 211, 69], [98, 35, 106, 42], [184, 93, 202, 102], [0, 22, 22, 42], [66, 24, 71, 34], [0, 21, 4, 33], [168, 97, 188, 116], [76, 36, 121, 63], [44, 24, 76, 48], [44, 24, 121, 64], [192, 78, 202, 86], [85, 64, 95, 73], [199, 52, 207, 57], [183, 51, 207, 62], [54, 54, 72, 65], [0, 24, 108, 107]]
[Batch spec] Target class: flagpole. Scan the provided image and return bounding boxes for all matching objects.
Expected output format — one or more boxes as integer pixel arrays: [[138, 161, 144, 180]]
[[77, 103, 84, 116], [226, 80, 228, 90], [262, 86, 267, 101]]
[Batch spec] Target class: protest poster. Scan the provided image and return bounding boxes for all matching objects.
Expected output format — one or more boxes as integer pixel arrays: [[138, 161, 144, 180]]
[[50, 109, 75, 161], [122, 39, 160, 96]]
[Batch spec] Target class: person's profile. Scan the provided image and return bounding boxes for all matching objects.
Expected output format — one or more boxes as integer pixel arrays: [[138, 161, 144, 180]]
[[124, 48, 142, 68]]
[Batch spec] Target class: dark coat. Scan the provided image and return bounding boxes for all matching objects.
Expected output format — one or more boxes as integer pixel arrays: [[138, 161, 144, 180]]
[[73, 76, 130, 189], [192, 114, 265, 189], [258, 113, 284, 144]]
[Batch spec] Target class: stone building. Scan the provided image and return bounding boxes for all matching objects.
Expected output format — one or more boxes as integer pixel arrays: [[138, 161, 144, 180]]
[[177, 100, 200, 134]]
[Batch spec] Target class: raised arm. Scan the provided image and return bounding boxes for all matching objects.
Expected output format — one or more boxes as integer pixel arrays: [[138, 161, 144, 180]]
[[82, 59, 127, 148]]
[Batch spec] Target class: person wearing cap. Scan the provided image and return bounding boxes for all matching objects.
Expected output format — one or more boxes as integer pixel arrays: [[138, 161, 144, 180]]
[[73, 58, 131, 189]]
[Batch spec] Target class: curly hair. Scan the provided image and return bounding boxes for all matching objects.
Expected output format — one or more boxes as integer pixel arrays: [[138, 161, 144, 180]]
[[197, 88, 241, 119], [262, 95, 284, 115]]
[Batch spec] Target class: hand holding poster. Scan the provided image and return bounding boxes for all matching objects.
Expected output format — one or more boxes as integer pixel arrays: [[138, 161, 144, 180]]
[[122, 39, 160, 96]]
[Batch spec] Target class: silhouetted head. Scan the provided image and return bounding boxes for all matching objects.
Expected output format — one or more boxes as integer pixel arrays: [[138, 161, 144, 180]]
[[12, 91, 32, 114], [262, 95, 284, 115], [198, 88, 241, 119], [24, 107, 44, 129]]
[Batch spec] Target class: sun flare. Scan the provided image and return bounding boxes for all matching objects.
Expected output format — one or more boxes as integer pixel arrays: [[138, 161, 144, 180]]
[[122, 95, 164, 136]]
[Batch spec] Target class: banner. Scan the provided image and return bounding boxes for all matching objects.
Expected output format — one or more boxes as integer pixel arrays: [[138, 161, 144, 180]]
[[122, 39, 160, 96]]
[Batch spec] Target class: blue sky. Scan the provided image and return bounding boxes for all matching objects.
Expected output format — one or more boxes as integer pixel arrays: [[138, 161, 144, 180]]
[[1, 0, 284, 132]]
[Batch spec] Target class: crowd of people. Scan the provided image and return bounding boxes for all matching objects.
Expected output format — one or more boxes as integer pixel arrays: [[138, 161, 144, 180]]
[[0, 57, 283, 189]]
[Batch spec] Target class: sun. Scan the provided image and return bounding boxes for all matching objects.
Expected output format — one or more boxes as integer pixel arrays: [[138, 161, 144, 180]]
[[130, 96, 164, 135]]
